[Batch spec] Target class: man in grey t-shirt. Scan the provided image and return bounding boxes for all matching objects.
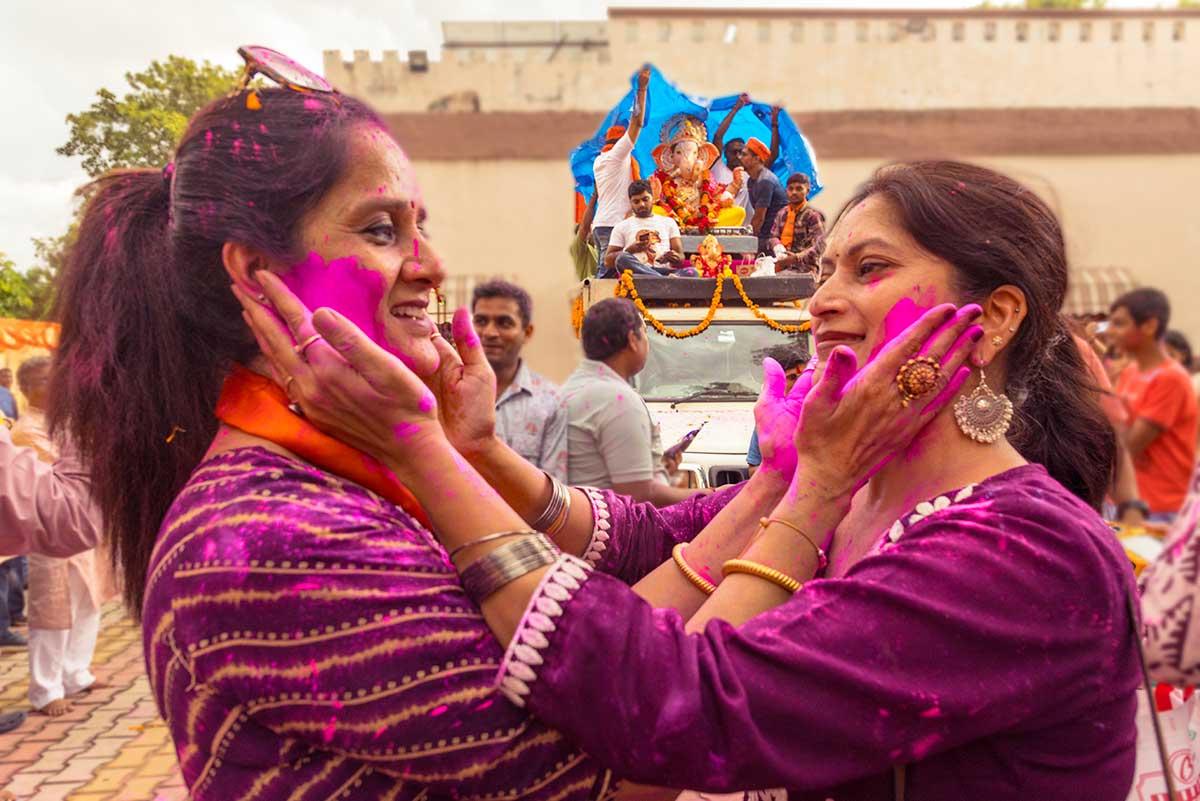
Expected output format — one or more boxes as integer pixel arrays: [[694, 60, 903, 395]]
[[560, 298, 706, 507]]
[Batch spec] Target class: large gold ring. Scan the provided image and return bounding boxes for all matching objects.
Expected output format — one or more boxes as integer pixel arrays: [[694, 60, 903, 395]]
[[895, 356, 942, 408], [283, 375, 296, 396], [293, 333, 322, 360]]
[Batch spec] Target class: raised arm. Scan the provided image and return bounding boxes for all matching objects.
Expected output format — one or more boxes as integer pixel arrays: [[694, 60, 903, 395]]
[[713, 93, 750, 153], [627, 66, 651, 145], [767, 105, 782, 168]]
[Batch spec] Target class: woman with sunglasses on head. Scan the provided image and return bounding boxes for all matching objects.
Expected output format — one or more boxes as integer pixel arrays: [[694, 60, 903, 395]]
[[245, 161, 1142, 800], [49, 47, 959, 800]]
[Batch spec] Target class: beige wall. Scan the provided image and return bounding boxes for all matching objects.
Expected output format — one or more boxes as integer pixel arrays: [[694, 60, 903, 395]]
[[415, 154, 1200, 383], [327, 12, 1200, 113]]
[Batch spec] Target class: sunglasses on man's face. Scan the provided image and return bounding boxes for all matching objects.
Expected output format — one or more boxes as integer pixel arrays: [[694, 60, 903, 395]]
[[235, 45, 335, 95]]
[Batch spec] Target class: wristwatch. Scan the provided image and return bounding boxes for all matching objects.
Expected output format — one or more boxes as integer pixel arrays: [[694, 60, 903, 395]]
[[1117, 499, 1150, 520]]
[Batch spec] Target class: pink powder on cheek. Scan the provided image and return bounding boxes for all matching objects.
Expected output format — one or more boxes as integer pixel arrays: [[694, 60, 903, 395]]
[[281, 251, 395, 355], [867, 296, 935, 362]]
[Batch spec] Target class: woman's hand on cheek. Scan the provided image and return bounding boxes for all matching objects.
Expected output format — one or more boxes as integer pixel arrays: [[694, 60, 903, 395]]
[[235, 273, 450, 472], [425, 307, 499, 457], [791, 302, 984, 503], [753, 357, 815, 479]]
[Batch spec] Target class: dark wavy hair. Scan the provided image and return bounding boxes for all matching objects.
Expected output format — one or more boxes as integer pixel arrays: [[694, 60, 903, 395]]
[[48, 88, 388, 615], [838, 160, 1116, 508], [582, 298, 644, 361]]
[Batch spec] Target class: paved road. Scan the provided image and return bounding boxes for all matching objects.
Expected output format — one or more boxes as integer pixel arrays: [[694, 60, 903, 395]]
[[0, 604, 186, 800]]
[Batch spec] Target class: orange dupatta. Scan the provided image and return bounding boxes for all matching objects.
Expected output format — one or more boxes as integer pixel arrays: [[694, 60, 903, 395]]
[[780, 202, 806, 250], [215, 366, 431, 528]]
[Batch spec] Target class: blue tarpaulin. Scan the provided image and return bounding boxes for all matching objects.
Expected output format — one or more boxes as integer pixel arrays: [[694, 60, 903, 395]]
[[570, 64, 822, 202]]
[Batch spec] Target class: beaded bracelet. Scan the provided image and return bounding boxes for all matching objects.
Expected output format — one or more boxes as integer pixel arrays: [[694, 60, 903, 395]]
[[672, 543, 716, 595], [722, 558, 802, 594]]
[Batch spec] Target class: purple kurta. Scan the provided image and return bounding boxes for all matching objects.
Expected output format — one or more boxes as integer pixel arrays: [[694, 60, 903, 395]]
[[143, 446, 739, 800], [497, 465, 1140, 800]]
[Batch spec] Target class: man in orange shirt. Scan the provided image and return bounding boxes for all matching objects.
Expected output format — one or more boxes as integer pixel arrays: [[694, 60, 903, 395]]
[[1110, 288, 1199, 521]]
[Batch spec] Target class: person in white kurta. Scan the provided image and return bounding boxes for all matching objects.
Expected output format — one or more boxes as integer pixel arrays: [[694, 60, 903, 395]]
[[12, 358, 114, 715]]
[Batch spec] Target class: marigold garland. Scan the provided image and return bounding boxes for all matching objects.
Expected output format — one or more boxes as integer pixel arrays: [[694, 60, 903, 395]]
[[570, 295, 585, 339], [583, 270, 811, 340], [616, 270, 725, 338], [729, 274, 812, 334]]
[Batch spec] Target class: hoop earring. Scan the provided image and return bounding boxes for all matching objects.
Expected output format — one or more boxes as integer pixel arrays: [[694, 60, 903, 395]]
[[954, 371, 1013, 444]]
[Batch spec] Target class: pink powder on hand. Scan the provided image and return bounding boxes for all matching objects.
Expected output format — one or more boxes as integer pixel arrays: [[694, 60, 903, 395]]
[[450, 307, 479, 348]]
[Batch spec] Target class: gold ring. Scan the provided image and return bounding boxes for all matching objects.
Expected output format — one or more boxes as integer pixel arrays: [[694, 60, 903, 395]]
[[283, 375, 296, 395], [895, 356, 942, 408], [293, 333, 322, 359]]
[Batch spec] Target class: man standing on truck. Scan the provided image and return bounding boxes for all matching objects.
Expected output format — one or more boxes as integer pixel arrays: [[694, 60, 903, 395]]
[[591, 66, 651, 256], [562, 298, 707, 506]]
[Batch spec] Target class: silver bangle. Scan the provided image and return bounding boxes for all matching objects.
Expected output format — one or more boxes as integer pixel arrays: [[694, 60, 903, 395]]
[[460, 533, 559, 603], [530, 473, 571, 534], [447, 530, 537, 561]]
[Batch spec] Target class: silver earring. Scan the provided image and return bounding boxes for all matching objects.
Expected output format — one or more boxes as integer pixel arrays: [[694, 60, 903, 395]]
[[954, 371, 1013, 444]]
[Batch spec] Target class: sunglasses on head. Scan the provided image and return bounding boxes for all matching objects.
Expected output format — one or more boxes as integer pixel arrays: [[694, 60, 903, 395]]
[[235, 45, 336, 97]]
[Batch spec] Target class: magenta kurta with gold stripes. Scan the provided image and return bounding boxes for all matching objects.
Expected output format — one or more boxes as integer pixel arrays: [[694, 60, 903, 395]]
[[143, 446, 738, 800]]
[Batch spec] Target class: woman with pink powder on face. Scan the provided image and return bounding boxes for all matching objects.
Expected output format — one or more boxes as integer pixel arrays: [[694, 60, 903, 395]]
[[44, 46, 976, 800], [245, 161, 1140, 800]]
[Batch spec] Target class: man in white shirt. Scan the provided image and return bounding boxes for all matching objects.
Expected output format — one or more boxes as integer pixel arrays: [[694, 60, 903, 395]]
[[591, 66, 650, 256], [600, 180, 686, 277]]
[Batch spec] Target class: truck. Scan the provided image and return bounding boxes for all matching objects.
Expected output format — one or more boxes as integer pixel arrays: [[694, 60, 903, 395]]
[[570, 267, 815, 489]]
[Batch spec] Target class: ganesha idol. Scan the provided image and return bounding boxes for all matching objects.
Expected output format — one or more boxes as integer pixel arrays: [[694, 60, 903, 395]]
[[650, 114, 747, 233]]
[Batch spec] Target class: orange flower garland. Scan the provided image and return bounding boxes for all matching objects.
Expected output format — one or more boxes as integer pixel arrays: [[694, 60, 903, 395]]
[[656, 170, 724, 231], [570, 295, 586, 338], [581, 271, 810, 340], [729, 274, 811, 334], [616, 269, 725, 338]]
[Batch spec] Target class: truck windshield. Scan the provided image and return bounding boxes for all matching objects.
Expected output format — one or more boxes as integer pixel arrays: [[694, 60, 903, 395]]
[[636, 322, 809, 403]]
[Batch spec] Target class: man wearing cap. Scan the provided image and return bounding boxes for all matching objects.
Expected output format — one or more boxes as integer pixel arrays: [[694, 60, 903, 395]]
[[712, 96, 783, 217], [591, 66, 651, 256], [742, 136, 789, 255]]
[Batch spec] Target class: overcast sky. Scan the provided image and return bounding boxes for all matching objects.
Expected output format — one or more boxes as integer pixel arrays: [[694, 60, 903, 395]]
[[0, 0, 1179, 266]]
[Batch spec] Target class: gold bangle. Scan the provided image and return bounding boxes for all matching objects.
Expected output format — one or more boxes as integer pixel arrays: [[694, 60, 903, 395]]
[[721, 559, 803, 594], [759, 517, 828, 570], [672, 543, 716, 595]]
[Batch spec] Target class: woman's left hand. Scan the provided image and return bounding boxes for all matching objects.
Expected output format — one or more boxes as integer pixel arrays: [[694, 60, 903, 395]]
[[424, 308, 501, 458]]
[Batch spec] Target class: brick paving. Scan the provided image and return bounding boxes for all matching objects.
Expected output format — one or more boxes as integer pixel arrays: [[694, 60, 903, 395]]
[[0, 604, 186, 800]]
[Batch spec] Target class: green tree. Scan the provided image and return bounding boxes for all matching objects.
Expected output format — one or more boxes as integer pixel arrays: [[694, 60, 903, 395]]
[[0, 253, 35, 319], [29, 56, 240, 321], [57, 55, 240, 178]]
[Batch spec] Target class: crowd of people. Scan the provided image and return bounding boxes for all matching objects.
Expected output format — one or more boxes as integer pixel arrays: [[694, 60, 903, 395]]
[[574, 70, 827, 281], [5, 44, 1200, 801]]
